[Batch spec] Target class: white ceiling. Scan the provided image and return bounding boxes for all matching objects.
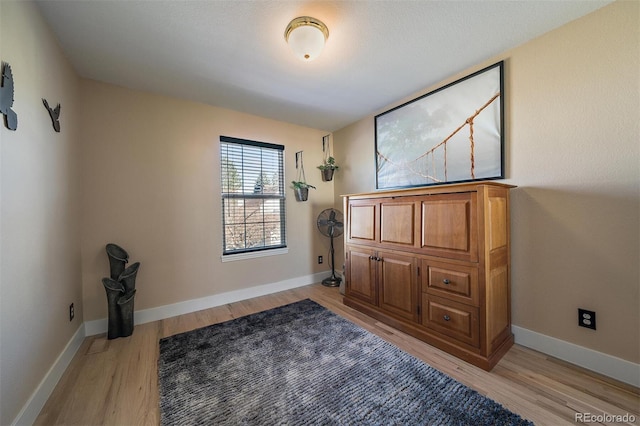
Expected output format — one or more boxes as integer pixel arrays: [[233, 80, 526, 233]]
[[35, 0, 611, 132]]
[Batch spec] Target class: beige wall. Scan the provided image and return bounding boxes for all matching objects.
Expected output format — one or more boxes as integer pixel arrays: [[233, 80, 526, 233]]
[[79, 80, 335, 321], [333, 0, 639, 363], [0, 1, 82, 424], [1, 1, 637, 422]]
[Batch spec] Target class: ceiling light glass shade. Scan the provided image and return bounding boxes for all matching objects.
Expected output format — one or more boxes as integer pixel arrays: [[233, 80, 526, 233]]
[[285, 17, 329, 62]]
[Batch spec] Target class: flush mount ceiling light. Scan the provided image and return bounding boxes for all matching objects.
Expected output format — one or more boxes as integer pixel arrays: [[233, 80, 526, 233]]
[[284, 16, 329, 62]]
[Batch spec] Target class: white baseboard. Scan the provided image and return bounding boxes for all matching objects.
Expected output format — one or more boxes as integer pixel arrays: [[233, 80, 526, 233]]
[[85, 271, 329, 336], [512, 325, 640, 388], [12, 324, 85, 426]]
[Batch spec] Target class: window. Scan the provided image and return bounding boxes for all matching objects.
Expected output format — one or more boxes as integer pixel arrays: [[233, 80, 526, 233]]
[[220, 136, 286, 257]]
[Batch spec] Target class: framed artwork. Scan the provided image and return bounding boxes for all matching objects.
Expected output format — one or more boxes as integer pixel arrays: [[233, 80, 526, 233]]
[[375, 61, 504, 190]]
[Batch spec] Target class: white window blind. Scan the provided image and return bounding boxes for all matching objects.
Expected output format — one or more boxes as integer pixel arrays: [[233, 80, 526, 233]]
[[220, 136, 286, 256]]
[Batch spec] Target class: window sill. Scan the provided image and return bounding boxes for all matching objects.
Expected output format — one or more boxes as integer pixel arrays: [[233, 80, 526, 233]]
[[221, 247, 289, 263]]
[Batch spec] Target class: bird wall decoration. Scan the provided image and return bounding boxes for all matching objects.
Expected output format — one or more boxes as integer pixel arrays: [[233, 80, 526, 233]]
[[0, 62, 18, 131], [43, 99, 61, 132]]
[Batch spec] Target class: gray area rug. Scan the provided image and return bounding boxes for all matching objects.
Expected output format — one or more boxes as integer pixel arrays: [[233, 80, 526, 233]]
[[159, 299, 533, 425]]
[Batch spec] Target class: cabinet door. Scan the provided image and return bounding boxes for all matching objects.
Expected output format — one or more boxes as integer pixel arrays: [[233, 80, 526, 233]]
[[347, 200, 378, 245], [346, 246, 377, 305], [380, 200, 419, 248], [378, 251, 418, 321], [420, 193, 478, 261]]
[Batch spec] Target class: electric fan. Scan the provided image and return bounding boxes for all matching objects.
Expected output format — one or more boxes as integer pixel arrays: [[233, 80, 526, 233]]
[[316, 208, 344, 287]]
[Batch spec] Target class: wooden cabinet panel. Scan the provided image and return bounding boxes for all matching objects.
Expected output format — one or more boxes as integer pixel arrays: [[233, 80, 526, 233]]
[[421, 193, 478, 261], [380, 202, 417, 247], [348, 202, 376, 242], [422, 295, 479, 348], [486, 264, 510, 351], [487, 196, 507, 251], [379, 251, 417, 321], [346, 246, 377, 305]]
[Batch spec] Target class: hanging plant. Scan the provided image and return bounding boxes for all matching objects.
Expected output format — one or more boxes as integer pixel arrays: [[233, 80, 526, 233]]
[[291, 181, 316, 202], [318, 135, 339, 181], [317, 156, 339, 182], [293, 151, 314, 202]]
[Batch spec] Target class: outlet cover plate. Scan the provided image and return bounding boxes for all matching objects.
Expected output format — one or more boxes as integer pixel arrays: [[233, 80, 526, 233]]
[[578, 308, 596, 330]]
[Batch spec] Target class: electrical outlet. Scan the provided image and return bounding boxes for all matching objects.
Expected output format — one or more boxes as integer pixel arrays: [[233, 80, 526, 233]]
[[69, 303, 75, 322], [318, 256, 323, 264], [578, 308, 596, 330]]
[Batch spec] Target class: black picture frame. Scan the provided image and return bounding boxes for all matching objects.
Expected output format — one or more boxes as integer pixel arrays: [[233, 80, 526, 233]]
[[375, 61, 504, 190]]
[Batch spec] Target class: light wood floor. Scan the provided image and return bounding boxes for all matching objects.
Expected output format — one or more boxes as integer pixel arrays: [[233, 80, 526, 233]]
[[36, 284, 639, 425]]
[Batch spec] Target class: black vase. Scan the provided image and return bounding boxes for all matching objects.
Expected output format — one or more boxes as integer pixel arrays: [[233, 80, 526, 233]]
[[102, 277, 125, 339], [106, 243, 128, 280], [103, 245, 140, 339], [117, 289, 136, 338], [118, 262, 140, 294]]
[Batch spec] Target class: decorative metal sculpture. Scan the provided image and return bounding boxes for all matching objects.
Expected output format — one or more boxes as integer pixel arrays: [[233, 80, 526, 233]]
[[103, 243, 139, 339], [43, 99, 61, 132], [102, 277, 125, 339], [0, 62, 18, 130], [106, 243, 128, 280]]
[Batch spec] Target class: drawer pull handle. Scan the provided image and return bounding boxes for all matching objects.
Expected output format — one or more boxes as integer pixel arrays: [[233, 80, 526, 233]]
[[443, 315, 451, 321], [443, 279, 450, 285]]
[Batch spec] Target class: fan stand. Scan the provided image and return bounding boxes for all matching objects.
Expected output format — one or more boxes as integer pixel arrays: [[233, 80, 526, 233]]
[[322, 234, 342, 287]]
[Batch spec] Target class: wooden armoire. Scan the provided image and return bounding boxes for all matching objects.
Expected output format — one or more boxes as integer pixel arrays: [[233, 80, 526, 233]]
[[343, 181, 515, 370]]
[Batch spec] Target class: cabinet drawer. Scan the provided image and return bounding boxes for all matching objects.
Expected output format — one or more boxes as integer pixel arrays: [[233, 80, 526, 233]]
[[423, 261, 479, 306], [422, 295, 479, 348]]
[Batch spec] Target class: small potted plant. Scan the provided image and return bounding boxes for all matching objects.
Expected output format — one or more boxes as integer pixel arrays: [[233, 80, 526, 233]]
[[291, 181, 316, 202], [317, 156, 339, 182]]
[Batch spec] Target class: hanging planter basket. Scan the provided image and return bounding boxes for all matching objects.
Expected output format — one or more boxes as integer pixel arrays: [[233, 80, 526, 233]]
[[321, 168, 335, 182], [291, 182, 315, 202], [318, 135, 339, 182], [292, 151, 315, 202], [294, 187, 309, 202]]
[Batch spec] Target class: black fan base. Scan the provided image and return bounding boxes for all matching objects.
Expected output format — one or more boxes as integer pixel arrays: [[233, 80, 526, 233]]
[[322, 276, 342, 287]]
